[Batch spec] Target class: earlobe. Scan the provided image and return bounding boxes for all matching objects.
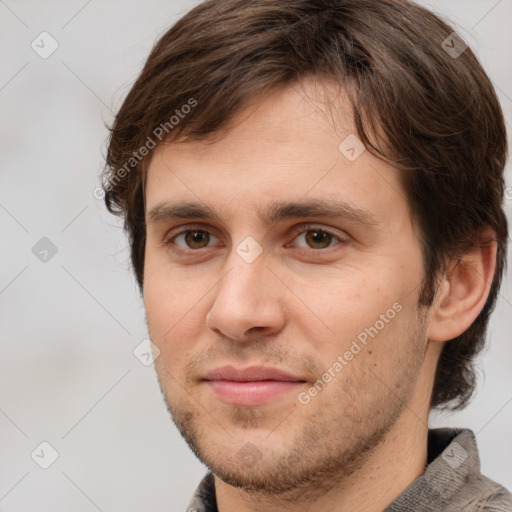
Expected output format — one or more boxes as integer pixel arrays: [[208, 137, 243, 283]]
[[427, 238, 497, 343]]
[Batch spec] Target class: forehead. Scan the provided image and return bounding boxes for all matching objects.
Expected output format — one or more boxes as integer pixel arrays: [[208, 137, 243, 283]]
[[155, 80, 354, 165], [144, 80, 408, 226]]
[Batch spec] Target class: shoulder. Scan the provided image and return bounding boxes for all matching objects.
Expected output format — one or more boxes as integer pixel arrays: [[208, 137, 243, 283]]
[[428, 428, 512, 512], [447, 465, 512, 511], [465, 475, 512, 511]]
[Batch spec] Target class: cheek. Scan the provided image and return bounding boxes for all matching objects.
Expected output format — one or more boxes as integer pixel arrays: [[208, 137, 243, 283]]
[[143, 260, 206, 349], [295, 267, 417, 362], [291, 269, 387, 325]]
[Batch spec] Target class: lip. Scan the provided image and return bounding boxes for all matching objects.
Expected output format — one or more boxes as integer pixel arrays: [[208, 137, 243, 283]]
[[203, 365, 307, 406], [204, 365, 305, 382]]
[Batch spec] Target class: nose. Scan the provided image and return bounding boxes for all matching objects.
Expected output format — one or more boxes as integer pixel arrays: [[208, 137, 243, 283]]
[[205, 255, 287, 342]]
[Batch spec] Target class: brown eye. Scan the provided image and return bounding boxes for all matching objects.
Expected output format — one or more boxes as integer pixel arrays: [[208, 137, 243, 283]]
[[304, 230, 333, 249], [183, 230, 210, 249], [288, 224, 346, 251]]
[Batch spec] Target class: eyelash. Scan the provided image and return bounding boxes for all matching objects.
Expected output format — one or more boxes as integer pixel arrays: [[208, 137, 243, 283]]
[[163, 223, 346, 254]]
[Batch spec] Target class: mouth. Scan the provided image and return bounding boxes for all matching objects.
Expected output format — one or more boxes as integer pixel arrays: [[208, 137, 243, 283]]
[[202, 365, 308, 406]]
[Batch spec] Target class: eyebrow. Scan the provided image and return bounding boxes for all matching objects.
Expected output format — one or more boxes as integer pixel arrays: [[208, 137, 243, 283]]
[[146, 199, 379, 228]]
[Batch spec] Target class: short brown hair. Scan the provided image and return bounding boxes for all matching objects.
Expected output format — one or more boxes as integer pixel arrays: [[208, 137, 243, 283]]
[[102, 0, 508, 410]]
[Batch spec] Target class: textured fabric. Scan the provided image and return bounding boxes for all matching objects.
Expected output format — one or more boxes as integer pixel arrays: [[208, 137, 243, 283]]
[[186, 428, 512, 511], [187, 471, 218, 512], [384, 428, 512, 512]]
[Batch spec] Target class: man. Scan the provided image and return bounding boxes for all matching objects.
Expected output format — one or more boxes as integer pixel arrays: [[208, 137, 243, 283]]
[[102, 0, 512, 510]]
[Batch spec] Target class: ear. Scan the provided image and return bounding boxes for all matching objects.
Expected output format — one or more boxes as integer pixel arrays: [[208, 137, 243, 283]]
[[427, 234, 497, 342]]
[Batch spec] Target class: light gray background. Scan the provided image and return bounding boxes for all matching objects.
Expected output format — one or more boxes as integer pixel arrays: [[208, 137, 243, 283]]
[[1, 1, 511, 511]]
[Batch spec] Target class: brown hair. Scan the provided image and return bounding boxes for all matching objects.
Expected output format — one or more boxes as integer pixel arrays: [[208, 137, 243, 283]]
[[102, 0, 508, 410]]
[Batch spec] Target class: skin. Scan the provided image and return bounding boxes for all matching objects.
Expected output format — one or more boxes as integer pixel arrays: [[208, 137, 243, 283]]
[[142, 79, 496, 512]]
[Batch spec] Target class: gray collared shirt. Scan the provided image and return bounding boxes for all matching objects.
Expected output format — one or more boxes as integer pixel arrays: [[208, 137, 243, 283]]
[[187, 428, 512, 511]]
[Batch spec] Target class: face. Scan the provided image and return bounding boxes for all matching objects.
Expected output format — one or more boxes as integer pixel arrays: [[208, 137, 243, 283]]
[[143, 80, 431, 495]]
